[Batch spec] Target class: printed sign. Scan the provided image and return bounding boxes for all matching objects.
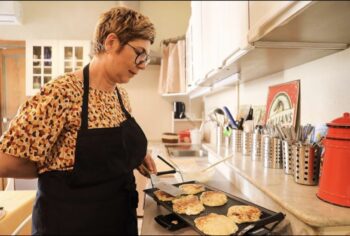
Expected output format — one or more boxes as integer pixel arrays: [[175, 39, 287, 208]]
[[265, 80, 300, 127]]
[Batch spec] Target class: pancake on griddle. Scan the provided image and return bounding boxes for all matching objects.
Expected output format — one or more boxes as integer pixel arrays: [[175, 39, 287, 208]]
[[178, 183, 205, 195], [172, 195, 205, 215], [154, 190, 175, 201], [194, 213, 238, 235], [200, 191, 228, 207], [227, 205, 262, 224]]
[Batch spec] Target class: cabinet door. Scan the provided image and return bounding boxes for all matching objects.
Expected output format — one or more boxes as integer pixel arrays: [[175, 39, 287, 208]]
[[201, 1, 225, 78], [249, 1, 294, 30], [191, 1, 204, 84], [218, 1, 249, 64], [185, 19, 193, 91], [58, 40, 91, 74], [25, 40, 58, 96]]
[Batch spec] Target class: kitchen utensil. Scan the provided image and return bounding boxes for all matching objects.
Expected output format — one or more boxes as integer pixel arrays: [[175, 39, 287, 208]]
[[262, 136, 283, 169], [140, 164, 184, 197], [223, 106, 238, 128], [282, 140, 294, 175], [174, 101, 186, 119], [251, 132, 262, 161], [317, 112, 350, 207], [214, 108, 226, 127], [292, 143, 321, 185], [231, 129, 243, 153], [242, 132, 253, 156], [200, 154, 233, 172], [144, 181, 285, 236]]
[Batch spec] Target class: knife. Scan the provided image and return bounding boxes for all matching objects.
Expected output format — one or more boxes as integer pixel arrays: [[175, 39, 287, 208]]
[[140, 164, 184, 197]]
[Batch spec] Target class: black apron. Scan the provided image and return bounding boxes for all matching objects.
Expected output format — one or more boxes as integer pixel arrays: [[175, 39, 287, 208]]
[[32, 64, 147, 235]]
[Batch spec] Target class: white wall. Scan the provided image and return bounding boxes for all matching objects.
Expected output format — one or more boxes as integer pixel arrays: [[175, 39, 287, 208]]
[[140, 1, 191, 56], [0, 1, 191, 141], [0, 1, 118, 40], [204, 47, 350, 126], [0, 1, 191, 55], [124, 65, 173, 141]]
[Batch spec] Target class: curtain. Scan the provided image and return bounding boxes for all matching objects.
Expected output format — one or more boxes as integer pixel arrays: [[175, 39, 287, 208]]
[[158, 39, 186, 94]]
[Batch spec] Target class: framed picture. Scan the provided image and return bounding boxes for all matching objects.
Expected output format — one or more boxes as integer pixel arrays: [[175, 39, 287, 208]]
[[264, 80, 300, 127]]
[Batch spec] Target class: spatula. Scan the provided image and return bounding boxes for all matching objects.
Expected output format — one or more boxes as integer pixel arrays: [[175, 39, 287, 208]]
[[140, 164, 184, 197]]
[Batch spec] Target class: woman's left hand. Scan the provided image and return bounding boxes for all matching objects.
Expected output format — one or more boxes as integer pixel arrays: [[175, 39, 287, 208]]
[[137, 153, 157, 178]]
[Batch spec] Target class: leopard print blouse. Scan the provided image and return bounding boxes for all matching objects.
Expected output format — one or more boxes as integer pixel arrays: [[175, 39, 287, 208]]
[[0, 74, 132, 174]]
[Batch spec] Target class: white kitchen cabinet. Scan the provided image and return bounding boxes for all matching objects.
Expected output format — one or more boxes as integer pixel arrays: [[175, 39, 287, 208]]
[[248, 1, 313, 42], [26, 40, 91, 96], [218, 1, 249, 64], [190, 1, 204, 85], [58, 40, 91, 74], [190, 1, 249, 87], [185, 18, 194, 91], [25, 40, 58, 96], [200, 1, 221, 77]]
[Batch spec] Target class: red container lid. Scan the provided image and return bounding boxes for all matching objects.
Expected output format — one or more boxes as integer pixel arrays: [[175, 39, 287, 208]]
[[327, 112, 350, 127], [326, 112, 350, 140]]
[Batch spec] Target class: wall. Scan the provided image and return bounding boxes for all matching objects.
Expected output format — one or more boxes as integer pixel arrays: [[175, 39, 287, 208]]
[[140, 1, 191, 56], [0, 1, 117, 40], [0, 1, 190, 141], [204, 47, 350, 126], [124, 65, 172, 141]]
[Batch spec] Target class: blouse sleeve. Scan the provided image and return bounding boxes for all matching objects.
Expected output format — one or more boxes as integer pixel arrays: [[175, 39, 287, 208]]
[[0, 81, 70, 163]]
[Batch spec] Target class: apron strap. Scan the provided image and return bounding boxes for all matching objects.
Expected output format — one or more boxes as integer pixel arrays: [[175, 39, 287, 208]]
[[81, 64, 90, 130], [116, 88, 132, 119], [81, 64, 132, 130]]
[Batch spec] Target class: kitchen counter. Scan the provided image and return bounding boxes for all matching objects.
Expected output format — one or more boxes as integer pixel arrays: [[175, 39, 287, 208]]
[[142, 142, 350, 235], [201, 143, 350, 235], [0, 190, 36, 235]]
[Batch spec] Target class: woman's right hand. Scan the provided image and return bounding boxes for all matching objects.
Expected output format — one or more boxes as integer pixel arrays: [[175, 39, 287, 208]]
[[0, 152, 38, 178]]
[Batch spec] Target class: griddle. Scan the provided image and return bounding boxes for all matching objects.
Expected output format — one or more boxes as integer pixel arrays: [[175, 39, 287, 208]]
[[144, 181, 285, 235]]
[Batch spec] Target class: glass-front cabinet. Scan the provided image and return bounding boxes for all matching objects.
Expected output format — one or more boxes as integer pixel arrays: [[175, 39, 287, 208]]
[[26, 41, 58, 94], [58, 40, 91, 74], [26, 40, 91, 96]]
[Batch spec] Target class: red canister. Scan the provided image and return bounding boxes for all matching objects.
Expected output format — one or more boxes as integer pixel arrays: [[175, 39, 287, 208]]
[[317, 112, 350, 207]]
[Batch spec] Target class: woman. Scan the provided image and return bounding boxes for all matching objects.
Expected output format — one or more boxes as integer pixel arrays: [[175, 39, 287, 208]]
[[0, 6, 157, 235]]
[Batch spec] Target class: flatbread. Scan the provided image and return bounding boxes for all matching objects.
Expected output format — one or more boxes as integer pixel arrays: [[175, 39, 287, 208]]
[[200, 191, 228, 206], [154, 190, 175, 202], [194, 213, 238, 235], [178, 183, 205, 195], [227, 205, 262, 224], [172, 195, 205, 215]]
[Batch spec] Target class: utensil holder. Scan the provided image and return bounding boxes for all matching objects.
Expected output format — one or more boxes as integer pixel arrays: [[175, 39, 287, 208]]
[[282, 140, 294, 175], [251, 133, 262, 161], [216, 125, 224, 150], [231, 129, 242, 153], [243, 132, 253, 156], [292, 143, 321, 185], [263, 136, 283, 169]]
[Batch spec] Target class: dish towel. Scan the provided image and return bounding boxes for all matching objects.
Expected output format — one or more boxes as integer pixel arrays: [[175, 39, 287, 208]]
[[158, 39, 186, 94]]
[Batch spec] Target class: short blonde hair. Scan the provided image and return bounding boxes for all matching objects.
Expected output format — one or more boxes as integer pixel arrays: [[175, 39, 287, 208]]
[[92, 6, 155, 55]]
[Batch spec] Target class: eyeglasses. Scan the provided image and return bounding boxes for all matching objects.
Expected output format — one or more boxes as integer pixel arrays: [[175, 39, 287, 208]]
[[126, 43, 151, 66]]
